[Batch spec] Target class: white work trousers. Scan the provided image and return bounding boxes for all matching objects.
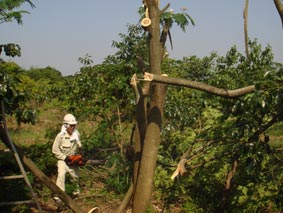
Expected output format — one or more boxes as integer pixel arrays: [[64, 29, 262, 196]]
[[56, 160, 80, 191]]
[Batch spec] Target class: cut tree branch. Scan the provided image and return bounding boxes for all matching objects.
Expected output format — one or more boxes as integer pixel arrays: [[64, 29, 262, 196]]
[[142, 72, 256, 98]]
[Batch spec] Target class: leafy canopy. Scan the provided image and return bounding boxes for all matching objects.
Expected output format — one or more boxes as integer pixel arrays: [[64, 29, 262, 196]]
[[0, 0, 35, 25]]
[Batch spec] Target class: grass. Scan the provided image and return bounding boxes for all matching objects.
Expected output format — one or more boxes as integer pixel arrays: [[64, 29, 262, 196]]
[[267, 122, 283, 147], [5, 107, 96, 148]]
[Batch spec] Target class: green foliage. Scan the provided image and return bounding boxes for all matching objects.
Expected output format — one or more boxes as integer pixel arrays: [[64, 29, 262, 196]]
[[104, 152, 131, 194], [106, 24, 149, 74], [23, 141, 57, 175], [0, 0, 35, 25], [0, 0, 35, 62], [0, 43, 21, 57], [25, 66, 63, 82], [155, 39, 283, 211], [20, 67, 66, 105], [61, 25, 146, 159], [160, 8, 195, 32], [1, 19, 283, 212], [51, 32, 282, 211], [0, 61, 37, 125], [15, 108, 36, 125], [55, 24, 154, 196]]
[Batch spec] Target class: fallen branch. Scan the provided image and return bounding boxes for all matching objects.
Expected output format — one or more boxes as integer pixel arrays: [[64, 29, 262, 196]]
[[115, 183, 133, 213]]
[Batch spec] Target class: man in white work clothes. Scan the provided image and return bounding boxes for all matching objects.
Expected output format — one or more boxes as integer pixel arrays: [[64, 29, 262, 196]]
[[52, 113, 82, 203]]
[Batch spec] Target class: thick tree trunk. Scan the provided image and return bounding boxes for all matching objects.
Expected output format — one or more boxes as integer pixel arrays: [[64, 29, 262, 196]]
[[132, 84, 167, 212], [132, 0, 168, 212]]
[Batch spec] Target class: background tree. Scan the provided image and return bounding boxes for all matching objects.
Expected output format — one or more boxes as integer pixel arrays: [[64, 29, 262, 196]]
[[0, 0, 35, 25], [0, 0, 35, 57]]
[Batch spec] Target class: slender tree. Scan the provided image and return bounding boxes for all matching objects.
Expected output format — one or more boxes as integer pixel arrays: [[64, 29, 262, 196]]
[[243, 0, 250, 59], [274, 0, 283, 29]]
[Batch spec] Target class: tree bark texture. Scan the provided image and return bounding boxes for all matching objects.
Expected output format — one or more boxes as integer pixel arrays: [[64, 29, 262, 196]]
[[221, 159, 238, 210], [132, 0, 168, 212], [274, 0, 283, 29], [115, 183, 134, 213], [243, 0, 249, 60], [133, 87, 147, 195]]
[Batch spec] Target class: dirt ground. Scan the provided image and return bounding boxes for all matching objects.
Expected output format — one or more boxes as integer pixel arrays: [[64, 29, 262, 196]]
[[29, 197, 119, 213]]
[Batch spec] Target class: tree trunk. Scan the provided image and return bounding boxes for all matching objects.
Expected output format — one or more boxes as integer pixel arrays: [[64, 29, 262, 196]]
[[243, 0, 249, 59], [132, 0, 168, 212], [274, 0, 283, 29], [220, 159, 238, 211], [133, 87, 147, 193]]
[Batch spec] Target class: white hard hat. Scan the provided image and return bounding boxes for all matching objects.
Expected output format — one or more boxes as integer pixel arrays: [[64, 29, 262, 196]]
[[63, 114, 77, 125]]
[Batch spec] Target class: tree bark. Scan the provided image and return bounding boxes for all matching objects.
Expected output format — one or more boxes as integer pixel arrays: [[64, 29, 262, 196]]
[[274, 0, 283, 29], [115, 183, 133, 213], [132, 0, 168, 212], [243, 0, 250, 59], [131, 76, 148, 198], [220, 159, 238, 211]]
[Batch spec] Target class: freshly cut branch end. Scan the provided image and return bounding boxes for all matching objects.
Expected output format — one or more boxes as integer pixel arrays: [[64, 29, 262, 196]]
[[144, 72, 153, 81]]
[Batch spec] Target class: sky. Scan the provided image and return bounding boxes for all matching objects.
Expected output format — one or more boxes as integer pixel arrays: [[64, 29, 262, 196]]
[[1, 0, 283, 76]]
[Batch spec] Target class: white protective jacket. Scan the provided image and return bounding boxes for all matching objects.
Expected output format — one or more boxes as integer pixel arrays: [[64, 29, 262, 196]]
[[52, 126, 81, 161]]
